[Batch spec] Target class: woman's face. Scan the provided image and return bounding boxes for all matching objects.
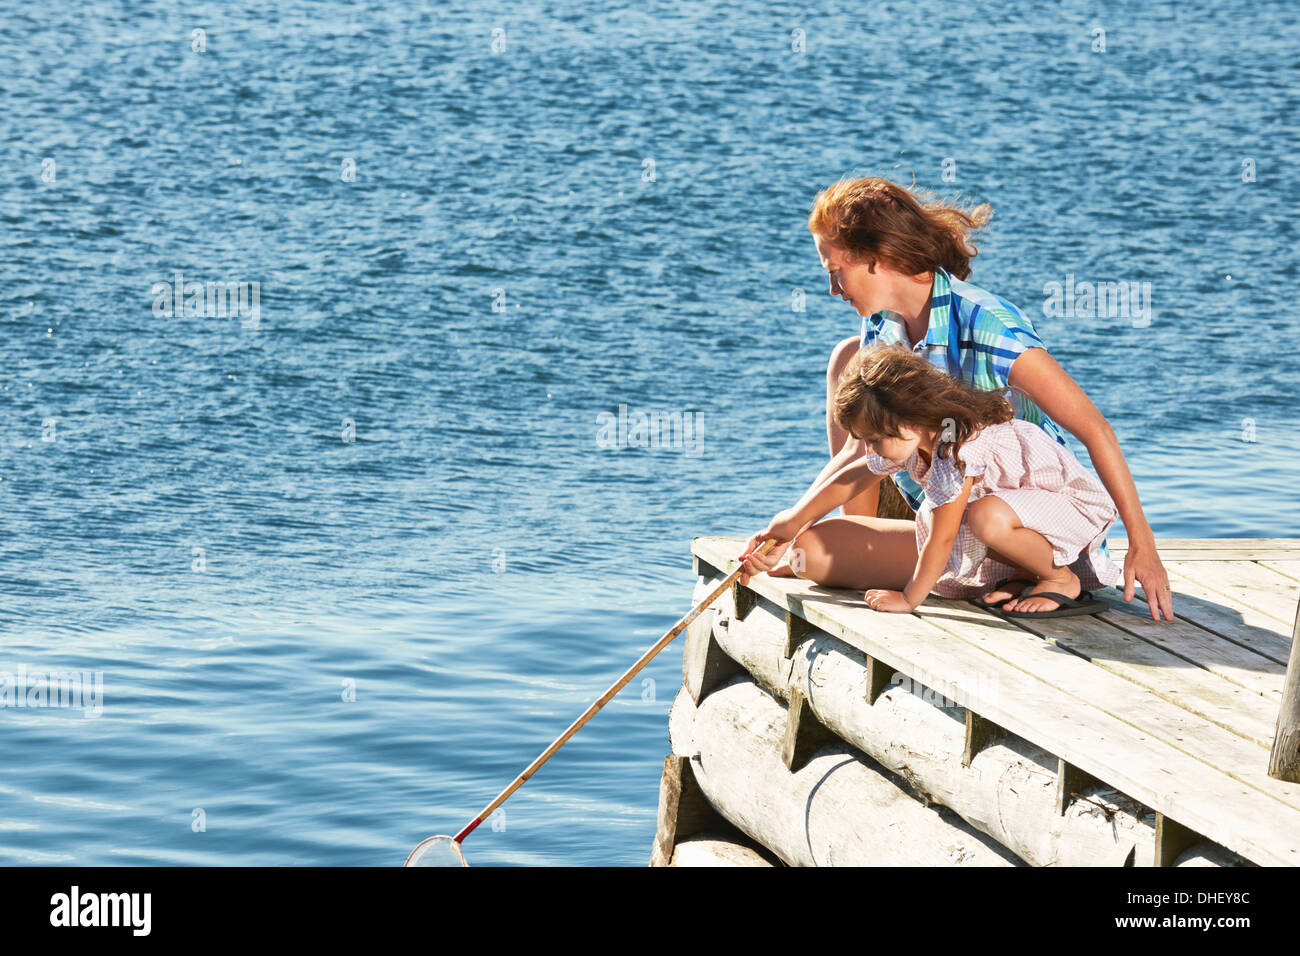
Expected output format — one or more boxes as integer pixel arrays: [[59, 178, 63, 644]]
[[815, 234, 885, 317]]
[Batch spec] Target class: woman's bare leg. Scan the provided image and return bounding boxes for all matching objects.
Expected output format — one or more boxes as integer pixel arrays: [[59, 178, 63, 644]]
[[789, 516, 918, 590], [764, 336, 880, 581], [826, 336, 879, 517], [765, 335, 877, 581]]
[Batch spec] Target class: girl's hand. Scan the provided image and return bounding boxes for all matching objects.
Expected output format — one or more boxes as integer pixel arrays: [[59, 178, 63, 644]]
[[864, 589, 915, 613], [737, 539, 784, 586], [737, 510, 803, 585], [766, 509, 805, 543]]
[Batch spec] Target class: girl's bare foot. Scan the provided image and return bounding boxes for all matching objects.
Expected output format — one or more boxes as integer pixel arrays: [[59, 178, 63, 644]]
[[979, 572, 1036, 606], [764, 551, 798, 578], [1002, 568, 1081, 613]]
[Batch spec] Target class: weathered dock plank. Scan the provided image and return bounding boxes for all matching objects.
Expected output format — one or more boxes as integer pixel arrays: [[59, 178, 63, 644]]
[[1109, 539, 1300, 551], [978, 602, 1281, 745], [1099, 582, 1292, 662], [916, 597, 1291, 791], [691, 535, 1300, 866], [1091, 590, 1287, 694], [1108, 538, 1300, 564], [1164, 560, 1300, 627], [1259, 560, 1300, 585], [693, 579, 1246, 866]]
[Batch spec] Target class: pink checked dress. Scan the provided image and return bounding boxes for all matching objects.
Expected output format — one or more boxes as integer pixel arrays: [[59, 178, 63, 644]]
[[864, 419, 1124, 599]]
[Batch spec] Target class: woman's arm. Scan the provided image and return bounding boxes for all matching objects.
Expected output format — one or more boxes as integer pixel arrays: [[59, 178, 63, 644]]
[[1008, 347, 1174, 621]]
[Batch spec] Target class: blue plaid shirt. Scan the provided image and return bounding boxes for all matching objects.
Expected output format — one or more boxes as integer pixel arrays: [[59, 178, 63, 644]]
[[860, 267, 1069, 512]]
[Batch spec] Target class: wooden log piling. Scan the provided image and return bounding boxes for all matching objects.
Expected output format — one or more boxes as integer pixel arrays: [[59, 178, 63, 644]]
[[1268, 599, 1300, 781], [669, 678, 1024, 867], [649, 539, 1280, 867]]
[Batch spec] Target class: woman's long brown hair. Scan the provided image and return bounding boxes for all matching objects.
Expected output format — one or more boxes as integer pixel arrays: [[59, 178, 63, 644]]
[[834, 343, 1014, 473], [808, 176, 992, 280]]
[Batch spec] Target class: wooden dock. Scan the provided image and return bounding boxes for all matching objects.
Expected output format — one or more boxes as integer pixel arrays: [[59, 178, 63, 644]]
[[650, 536, 1300, 867]]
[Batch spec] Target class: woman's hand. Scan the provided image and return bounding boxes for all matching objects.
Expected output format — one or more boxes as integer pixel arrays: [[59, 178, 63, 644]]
[[864, 589, 915, 613], [1123, 542, 1175, 621], [737, 510, 804, 585]]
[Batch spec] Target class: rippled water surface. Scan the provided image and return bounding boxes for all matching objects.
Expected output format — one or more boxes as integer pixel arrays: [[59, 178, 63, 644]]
[[1, 0, 1297, 864]]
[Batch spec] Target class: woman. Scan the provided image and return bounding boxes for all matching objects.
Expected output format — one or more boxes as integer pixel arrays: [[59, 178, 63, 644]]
[[740, 176, 1174, 621]]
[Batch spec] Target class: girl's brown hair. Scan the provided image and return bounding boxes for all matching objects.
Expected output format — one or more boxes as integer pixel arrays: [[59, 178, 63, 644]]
[[834, 343, 1014, 473], [808, 176, 993, 280]]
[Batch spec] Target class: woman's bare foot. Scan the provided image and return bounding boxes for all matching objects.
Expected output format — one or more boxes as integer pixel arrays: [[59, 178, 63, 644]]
[[1002, 568, 1081, 613]]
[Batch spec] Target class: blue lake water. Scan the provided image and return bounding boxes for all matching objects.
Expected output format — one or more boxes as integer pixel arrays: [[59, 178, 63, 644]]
[[1, 0, 1297, 864]]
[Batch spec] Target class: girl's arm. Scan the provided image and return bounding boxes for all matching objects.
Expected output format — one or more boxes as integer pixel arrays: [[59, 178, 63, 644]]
[[739, 438, 868, 578], [743, 457, 883, 561], [901, 477, 975, 608], [1008, 349, 1174, 621], [739, 457, 882, 580], [754, 455, 883, 554], [866, 476, 974, 612], [807, 434, 866, 500], [774, 457, 889, 538]]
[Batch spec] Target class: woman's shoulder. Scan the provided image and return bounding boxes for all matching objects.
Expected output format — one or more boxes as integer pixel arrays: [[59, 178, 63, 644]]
[[947, 273, 1027, 321], [947, 272, 1047, 341]]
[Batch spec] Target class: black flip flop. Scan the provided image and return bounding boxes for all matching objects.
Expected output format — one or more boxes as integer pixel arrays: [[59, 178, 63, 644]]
[[971, 577, 1037, 611], [997, 589, 1108, 619]]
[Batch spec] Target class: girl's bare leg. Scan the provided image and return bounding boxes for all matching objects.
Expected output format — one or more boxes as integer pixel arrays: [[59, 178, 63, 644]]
[[789, 516, 918, 590], [967, 496, 1081, 613]]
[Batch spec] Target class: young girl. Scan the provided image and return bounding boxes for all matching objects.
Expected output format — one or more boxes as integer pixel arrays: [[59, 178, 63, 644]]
[[746, 343, 1124, 617]]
